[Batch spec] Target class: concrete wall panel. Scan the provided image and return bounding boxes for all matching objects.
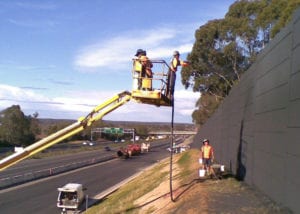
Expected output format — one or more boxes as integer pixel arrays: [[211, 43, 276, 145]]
[[254, 109, 288, 132], [290, 71, 300, 100], [286, 181, 300, 213], [293, 10, 300, 48], [256, 59, 290, 95], [288, 100, 300, 127], [256, 32, 292, 78], [286, 128, 300, 156], [291, 45, 300, 75], [195, 8, 300, 213], [255, 85, 289, 113]]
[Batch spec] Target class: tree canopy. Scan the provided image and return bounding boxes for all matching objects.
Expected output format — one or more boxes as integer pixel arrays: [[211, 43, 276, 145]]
[[182, 0, 300, 125], [0, 105, 36, 146]]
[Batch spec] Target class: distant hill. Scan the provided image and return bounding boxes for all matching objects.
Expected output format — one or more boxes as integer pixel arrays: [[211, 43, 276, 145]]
[[37, 118, 195, 133], [38, 118, 76, 125]]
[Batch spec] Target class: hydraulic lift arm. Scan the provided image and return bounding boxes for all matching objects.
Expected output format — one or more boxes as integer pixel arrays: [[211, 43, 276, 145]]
[[0, 91, 132, 171]]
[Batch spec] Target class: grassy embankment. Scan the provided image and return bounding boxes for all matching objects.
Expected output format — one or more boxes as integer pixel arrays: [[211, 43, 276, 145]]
[[84, 146, 289, 214], [85, 147, 200, 214]]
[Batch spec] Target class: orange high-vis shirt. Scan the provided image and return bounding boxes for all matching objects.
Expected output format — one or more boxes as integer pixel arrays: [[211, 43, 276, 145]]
[[201, 145, 213, 159]]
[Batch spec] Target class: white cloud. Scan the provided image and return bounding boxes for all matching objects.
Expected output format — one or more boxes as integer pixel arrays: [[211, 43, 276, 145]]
[[0, 84, 199, 123], [74, 26, 194, 71], [0, 22, 199, 123], [174, 90, 200, 116], [8, 18, 58, 28], [14, 2, 57, 10], [0, 84, 47, 103]]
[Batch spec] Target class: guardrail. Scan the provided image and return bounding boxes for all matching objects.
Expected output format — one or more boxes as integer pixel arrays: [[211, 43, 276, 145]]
[[0, 141, 170, 190], [0, 155, 115, 190], [148, 131, 196, 135]]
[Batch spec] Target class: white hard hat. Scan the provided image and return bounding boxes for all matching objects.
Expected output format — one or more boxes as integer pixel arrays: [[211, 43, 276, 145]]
[[202, 139, 209, 144]]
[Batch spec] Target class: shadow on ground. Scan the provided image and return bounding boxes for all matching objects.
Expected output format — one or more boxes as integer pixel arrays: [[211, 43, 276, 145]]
[[122, 173, 234, 213]]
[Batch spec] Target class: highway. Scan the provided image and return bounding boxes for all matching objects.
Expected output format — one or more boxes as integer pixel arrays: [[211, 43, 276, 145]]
[[0, 150, 111, 179], [0, 148, 116, 180], [0, 141, 171, 214]]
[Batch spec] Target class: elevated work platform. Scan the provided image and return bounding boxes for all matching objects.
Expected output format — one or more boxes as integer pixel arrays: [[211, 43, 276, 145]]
[[131, 59, 173, 107], [0, 91, 132, 171], [0, 58, 174, 171], [131, 89, 171, 106]]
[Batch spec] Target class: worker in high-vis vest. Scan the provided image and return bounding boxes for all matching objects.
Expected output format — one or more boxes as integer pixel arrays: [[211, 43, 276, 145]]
[[133, 49, 144, 90], [167, 50, 189, 99], [200, 139, 214, 175], [140, 56, 153, 90]]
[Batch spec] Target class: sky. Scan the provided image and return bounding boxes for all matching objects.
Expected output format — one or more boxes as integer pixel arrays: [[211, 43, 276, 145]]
[[0, 0, 236, 124]]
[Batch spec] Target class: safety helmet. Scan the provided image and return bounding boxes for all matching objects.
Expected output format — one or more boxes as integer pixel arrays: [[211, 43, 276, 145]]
[[202, 139, 209, 144], [135, 49, 144, 56], [173, 50, 180, 56]]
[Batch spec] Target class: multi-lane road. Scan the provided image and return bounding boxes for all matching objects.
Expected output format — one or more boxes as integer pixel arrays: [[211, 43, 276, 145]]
[[0, 141, 172, 214]]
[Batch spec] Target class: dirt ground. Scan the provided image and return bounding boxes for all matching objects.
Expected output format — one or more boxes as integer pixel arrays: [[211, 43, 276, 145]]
[[162, 177, 291, 214], [134, 152, 292, 214]]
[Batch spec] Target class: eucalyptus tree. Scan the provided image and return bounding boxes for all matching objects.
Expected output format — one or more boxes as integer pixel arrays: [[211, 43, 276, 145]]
[[182, 0, 300, 125], [0, 105, 35, 146]]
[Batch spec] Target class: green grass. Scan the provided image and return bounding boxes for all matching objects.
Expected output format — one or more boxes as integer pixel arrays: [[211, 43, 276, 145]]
[[85, 148, 291, 214], [86, 162, 169, 214], [175, 149, 198, 182], [85, 150, 199, 214]]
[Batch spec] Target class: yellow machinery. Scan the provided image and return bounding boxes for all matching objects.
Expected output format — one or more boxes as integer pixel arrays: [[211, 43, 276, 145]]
[[0, 59, 173, 171], [131, 59, 172, 106], [0, 91, 132, 171]]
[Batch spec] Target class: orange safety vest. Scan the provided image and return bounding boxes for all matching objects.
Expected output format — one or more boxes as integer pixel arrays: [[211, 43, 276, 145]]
[[201, 145, 213, 159]]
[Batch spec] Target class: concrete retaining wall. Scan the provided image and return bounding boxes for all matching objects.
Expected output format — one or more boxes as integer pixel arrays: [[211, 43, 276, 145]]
[[195, 8, 300, 213]]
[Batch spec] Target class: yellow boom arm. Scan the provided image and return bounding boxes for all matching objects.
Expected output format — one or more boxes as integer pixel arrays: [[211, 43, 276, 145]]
[[0, 91, 132, 171]]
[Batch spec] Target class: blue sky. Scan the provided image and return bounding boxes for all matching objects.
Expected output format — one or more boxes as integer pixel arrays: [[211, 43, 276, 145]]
[[0, 0, 236, 123]]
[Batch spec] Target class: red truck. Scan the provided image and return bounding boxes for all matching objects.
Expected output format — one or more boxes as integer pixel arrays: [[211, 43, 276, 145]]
[[117, 143, 141, 158]]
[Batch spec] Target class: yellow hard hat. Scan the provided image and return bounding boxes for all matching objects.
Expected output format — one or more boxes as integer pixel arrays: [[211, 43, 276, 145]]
[[140, 56, 149, 62]]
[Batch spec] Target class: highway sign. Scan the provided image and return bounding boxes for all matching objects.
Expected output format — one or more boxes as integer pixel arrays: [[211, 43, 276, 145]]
[[104, 128, 123, 134]]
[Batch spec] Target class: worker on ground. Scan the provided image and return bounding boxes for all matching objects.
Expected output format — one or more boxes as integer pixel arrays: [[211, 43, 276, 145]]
[[167, 50, 189, 99], [200, 139, 214, 175], [140, 55, 153, 90]]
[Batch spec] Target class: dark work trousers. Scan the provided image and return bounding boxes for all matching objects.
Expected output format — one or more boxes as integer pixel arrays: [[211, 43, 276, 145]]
[[167, 70, 176, 97]]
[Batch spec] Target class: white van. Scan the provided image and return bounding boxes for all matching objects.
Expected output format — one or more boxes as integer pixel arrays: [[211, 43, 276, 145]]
[[57, 183, 86, 213]]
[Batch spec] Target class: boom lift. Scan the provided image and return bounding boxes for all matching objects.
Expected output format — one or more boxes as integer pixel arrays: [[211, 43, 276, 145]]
[[0, 59, 173, 171], [131, 59, 172, 106]]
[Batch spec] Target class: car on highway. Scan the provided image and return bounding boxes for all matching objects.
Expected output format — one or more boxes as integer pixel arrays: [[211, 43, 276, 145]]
[[126, 143, 141, 156], [82, 141, 94, 146], [117, 143, 141, 158], [82, 141, 88, 145], [167, 145, 190, 153], [57, 183, 86, 213], [104, 146, 111, 151]]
